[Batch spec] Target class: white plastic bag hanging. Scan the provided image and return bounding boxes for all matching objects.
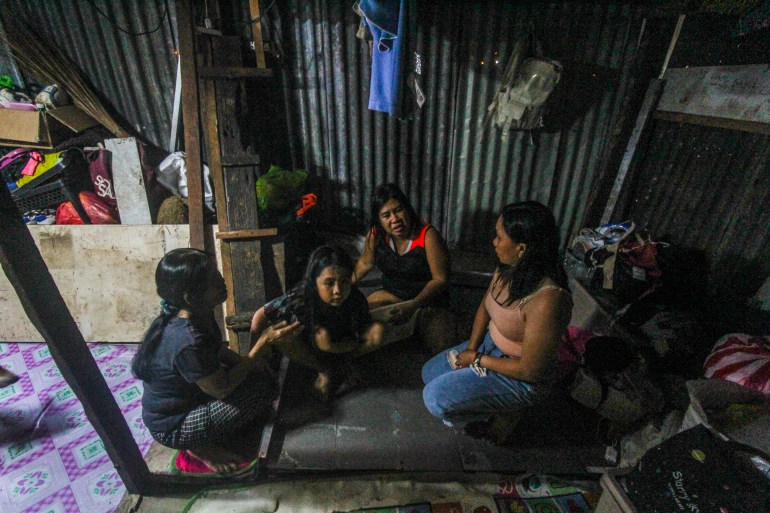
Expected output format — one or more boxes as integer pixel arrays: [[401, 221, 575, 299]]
[[157, 151, 214, 211]]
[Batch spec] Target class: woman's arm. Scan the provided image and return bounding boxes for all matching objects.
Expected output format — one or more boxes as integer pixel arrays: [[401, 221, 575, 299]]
[[456, 290, 571, 382], [197, 311, 301, 399], [390, 227, 451, 319], [453, 287, 492, 366], [352, 232, 376, 284], [466, 291, 492, 352]]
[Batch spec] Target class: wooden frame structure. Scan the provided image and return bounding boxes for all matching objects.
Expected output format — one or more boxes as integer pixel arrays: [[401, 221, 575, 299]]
[[0, 0, 274, 497]]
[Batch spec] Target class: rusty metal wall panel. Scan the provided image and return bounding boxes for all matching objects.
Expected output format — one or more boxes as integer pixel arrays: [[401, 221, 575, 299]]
[[1, 0, 177, 149], [627, 119, 770, 300], [275, 1, 646, 249]]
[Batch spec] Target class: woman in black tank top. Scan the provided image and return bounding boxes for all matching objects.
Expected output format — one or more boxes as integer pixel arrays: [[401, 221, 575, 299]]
[[353, 184, 457, 354]]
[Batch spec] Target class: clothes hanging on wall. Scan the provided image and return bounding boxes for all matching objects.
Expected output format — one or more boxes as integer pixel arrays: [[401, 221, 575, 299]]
[[354, 0, 424, 118]]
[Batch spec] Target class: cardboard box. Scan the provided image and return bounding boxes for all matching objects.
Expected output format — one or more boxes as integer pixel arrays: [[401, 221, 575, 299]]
[[0, 105, 99, 149]]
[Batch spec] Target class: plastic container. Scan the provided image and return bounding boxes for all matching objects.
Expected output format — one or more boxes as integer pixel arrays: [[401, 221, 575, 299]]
[[11, 149, 92, 222]]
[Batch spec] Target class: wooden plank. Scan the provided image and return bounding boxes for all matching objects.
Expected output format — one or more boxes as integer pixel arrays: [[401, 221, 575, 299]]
[[257, 356, 290, 459], [212, 36, 268, 354], [216, 228, 277, 241], [654, 110, 770, 135], [198, 66, 273, 80], [201, 78, 239, 348], [221, 154, 261, 167], [225, 311, 255, 331], [176, 0, 206, 250], [195, 26, 223, 37], [0, 180, 151, 494], [601, 79, 664, 225], [248, 0, 267, 69], [105, 137, 152, 224], [658, 64, 770, 125]]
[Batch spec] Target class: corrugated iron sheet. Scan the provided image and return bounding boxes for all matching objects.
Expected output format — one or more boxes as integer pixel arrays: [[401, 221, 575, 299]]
[[625, 119, 770, 300], [274, 0, 648, 248], [1, 0, 177, 149]]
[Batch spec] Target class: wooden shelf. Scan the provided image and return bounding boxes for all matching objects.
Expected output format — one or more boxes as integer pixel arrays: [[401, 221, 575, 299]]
[[216, 228, 278, 241]]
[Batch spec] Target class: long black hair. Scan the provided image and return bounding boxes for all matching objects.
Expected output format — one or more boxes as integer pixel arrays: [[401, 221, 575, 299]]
[[300, 245, 355, 332], [493, 201, 567, 305], [369, 183, 419, 245], [132, 248, 212, 381]]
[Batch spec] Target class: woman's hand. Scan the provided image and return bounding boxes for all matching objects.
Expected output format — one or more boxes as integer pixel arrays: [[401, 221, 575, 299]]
[[454, 349, 478, 369], [386, 300, 419, 324], [250, 321, 302, 356]]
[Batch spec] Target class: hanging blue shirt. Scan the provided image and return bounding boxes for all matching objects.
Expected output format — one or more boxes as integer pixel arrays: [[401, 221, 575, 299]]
[[360, 0, 405, 116]]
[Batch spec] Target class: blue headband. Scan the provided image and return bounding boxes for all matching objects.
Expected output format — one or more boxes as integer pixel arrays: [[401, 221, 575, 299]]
[[160, 299, 180, 316]]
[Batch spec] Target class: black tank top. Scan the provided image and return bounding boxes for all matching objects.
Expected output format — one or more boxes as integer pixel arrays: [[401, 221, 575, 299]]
[[373, 222, 449, 306]]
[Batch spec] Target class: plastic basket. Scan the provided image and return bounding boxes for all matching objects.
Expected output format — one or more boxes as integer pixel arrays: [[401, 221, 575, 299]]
[[11, 150, 92, 222]]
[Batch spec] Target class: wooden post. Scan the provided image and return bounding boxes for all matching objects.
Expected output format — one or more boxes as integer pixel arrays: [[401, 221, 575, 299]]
[[0, 183, 151, 494], [248, 0, 267, 69], [176, 0, 207, 250], [601, 78, 664, 225]]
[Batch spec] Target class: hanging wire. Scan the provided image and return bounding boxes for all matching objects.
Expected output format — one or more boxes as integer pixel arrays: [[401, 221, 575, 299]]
[[83, 0, 169, 36]]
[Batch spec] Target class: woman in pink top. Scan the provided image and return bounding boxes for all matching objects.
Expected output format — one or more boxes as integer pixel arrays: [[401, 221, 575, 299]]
[[421, 201, 572, 441]]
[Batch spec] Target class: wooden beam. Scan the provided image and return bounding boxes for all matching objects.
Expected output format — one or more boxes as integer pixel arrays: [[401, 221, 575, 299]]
[[201, 79, 239, 348], [176, 0, 206, 250], [654, 110, 770, 135], [216, 228, 278, 241], [601, 78, 664, 225], [0, 182, 151, 494], [225, 311, 256, 331], [198, 66, 273, 80], [212, 36, 268, 354], [248, 0, 267, 68]]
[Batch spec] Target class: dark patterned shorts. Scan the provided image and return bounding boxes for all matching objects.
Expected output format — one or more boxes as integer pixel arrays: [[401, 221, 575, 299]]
[[150, 367, 276, 449]]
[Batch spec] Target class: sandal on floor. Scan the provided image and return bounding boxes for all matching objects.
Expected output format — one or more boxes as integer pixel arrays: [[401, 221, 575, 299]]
[[170, 450, 257, 477]]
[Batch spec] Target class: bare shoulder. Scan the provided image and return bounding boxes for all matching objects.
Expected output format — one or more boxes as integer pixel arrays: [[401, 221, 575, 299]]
[[424, 225, 448, 249], [525, 282, 572, 318]]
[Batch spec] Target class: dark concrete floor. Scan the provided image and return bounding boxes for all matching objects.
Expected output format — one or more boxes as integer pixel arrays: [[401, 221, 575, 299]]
[[263, 337, 609, 475]]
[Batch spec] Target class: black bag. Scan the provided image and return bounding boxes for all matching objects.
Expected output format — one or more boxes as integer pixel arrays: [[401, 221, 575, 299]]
[[568, 336, 664, 428], [624, 424, 770, 513]]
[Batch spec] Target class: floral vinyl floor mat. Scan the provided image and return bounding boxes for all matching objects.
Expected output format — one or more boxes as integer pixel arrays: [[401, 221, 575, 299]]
[[0, 342, 151, 513]]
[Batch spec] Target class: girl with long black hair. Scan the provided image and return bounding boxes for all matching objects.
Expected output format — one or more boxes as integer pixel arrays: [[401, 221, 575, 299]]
[[133, 248, 300, 473], [421, 201, 572, 443], [250, 245, 384, 399]]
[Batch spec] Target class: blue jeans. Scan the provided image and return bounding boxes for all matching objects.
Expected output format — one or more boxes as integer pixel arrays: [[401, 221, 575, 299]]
[[421, 332, 549, 425]]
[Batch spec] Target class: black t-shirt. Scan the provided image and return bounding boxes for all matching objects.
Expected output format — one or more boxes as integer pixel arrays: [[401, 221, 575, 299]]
[[141, 317, 221, 432], [263, 284, 372, 346]]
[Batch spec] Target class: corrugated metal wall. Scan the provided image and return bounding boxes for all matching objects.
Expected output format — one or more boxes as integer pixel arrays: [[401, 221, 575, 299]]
[[1, 0, 177, 150], [613, 13, 770, 302], [625, 120, 770, 300], [274, 0, 648, 248], [273, 0, 460, 233]]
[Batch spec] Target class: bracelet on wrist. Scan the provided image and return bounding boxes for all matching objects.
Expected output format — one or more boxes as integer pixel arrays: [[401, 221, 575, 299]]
[[473, 352, 483, 368]]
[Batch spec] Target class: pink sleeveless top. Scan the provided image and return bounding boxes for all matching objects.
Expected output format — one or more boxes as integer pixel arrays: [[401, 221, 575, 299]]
[[484, 279, 569, 358]]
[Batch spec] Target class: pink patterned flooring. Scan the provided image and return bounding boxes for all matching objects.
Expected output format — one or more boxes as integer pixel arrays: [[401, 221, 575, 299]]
[[0, 343, 151, 513]]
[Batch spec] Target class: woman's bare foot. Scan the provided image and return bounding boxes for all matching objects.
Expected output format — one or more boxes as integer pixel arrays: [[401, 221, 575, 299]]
[[187, 445, 244, 474], [314, 372, 331, 401]]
